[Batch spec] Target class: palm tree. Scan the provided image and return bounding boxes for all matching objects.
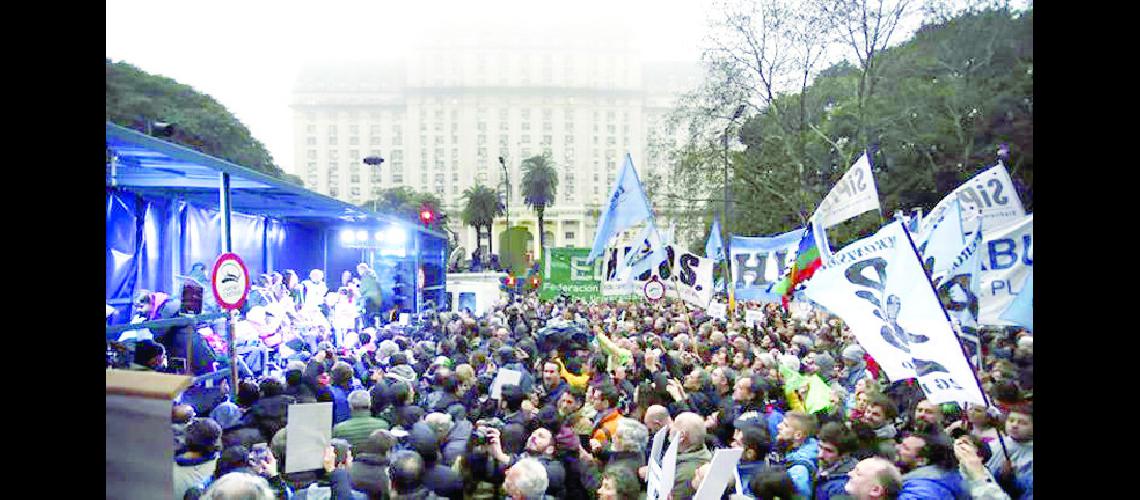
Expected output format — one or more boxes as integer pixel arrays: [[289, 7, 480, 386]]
[[521, 154, 559, 260], [460, 184, 504, 254]]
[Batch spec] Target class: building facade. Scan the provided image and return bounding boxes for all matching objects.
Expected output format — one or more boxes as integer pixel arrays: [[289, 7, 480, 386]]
[[291, 22, 701, 259]]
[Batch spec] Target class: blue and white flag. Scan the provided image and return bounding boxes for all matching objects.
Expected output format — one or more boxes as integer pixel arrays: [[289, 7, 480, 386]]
[[706, 217, 725, 262], [916, 199, 966, 285], [587, 153, 654, 262], [920, 162, 1025, 238], [803, 221, 985, 405], [999, 270, 1033, 331], [620, 222, 668, 279], [729, 229, 802, 302], [978, 214, 1032, 325]]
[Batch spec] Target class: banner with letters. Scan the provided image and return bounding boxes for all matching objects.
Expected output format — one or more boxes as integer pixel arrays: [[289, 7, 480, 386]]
[[602, 245, 714, 309], [977, 214, 1032, 325], [729, 229, 801, 303], [539, 247, 603, 300], [921, 162, 1025, 238], [813, 153, 881, 229], [804, 221, 985, 405]]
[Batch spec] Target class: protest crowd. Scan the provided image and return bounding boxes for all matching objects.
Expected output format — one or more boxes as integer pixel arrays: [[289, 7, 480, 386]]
[[108, 144, 1032, 500], [121, 258, 1032, 500]]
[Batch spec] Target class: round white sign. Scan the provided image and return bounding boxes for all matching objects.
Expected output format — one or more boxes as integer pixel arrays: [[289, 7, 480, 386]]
[[211, 253, 250, 311], [644, 277, 665, 302]]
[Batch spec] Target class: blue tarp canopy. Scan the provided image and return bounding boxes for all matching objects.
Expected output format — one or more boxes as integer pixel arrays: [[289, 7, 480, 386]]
[[107, 122, 375, 222], [105, 122, 449, 322]]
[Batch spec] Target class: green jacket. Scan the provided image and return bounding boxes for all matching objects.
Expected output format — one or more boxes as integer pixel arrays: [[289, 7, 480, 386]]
[[332, 411, 390, 451], [671, 445, 712, 500]]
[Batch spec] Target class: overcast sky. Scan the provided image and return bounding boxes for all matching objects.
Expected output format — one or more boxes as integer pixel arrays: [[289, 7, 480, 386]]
[[106, 0, 712, 174]]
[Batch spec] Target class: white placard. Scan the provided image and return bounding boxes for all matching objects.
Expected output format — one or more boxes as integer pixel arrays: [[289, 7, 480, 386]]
[[490, 368, 523, 400], [745, 310, 765, 329], [645, 427, 668, 500], [707, 302, 727, 321], [285, 402, 333, 473], [646, 431, 680, 500], [694, 448, 744, 500]]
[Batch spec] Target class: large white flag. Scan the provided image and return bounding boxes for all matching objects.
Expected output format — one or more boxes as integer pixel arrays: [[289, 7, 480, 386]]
[[804, 221, 984, 405], [812, 152, 881, 229], [921, 162, 1025, 237], [978, 214, 1032, 325], [588, 153, 654, 262], [938, 218, 986, 366]]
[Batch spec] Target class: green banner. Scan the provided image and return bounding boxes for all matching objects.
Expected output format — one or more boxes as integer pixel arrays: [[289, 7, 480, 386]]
[[539, 247, 603, 300]]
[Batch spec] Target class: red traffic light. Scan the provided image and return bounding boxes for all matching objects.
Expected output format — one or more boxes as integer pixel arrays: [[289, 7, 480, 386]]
[[419, 209, 434, 225]]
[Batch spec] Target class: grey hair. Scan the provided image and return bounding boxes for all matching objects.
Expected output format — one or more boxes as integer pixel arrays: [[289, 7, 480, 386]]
[[508, 457, 549, 499], [201, 472, 275, 500], [348, 390, 372, 410], [615, 418, 649, 453]]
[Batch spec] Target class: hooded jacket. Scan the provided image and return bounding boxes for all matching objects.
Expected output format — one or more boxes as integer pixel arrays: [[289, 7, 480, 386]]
[[899, 465, 969, 500], [784, 437, 820, 498], [440, 419, 473, 466], [815, 455, 859, 500]]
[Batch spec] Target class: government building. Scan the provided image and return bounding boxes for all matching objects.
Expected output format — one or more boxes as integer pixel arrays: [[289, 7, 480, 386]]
[[291, 21, 701, 260]]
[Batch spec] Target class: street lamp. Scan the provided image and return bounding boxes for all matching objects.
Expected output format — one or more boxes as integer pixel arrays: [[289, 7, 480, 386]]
[[723, 104, 746, 313], [498, 156, 510, 230]]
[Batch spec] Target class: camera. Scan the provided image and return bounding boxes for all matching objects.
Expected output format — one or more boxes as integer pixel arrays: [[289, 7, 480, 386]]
[[472, 428, 490, 446]]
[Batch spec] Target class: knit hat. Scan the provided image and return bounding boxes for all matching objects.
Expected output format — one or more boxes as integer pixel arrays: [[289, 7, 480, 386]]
[[814, 352, 836, 374], [386, 364, 417, 385], [210, 402, 243, 430], [841, 344, 866, 363]]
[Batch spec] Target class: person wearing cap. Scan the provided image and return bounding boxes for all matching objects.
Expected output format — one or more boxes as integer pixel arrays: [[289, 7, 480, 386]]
[[840, 344, 870, 394], [408, 422, 463, 499], [733, 414, 773, 497]]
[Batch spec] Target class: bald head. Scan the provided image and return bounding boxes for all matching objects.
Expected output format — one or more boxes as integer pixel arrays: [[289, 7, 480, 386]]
[[673, 412, 706, 451], [845, 457, 902, 499], [644, 405, 672, 434]]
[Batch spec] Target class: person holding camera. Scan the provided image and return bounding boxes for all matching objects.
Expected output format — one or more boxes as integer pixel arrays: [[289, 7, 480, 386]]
[[292, 439, 366, 500]]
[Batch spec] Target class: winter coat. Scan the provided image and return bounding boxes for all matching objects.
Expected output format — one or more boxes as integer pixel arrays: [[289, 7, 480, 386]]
[[172, 452, 217, 500], [332, 410, 391, 452], [350, 453, 391, 499], [899, 465, 969, 500], [815, 455, 858, 500], [441, 419, 473, 466], [784, 437, 820, 498], [670, 445, 713, 500]]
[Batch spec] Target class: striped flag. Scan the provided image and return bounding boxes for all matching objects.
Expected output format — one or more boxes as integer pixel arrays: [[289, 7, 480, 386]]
[[770, 222, 823, 306]]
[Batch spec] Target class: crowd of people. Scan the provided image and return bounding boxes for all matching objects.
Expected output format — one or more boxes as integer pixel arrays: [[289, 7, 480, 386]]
[[117, 267, 1033, 500]]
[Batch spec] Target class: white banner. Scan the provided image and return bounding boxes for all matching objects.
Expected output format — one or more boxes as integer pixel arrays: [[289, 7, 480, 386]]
[[978, 214, 1033, 325], [922, 163, 1025, 237], [813, 153, 881, 229], [693, 449, 744, 500], [804, 222, 984, 405], [603, 246, 713, 309]]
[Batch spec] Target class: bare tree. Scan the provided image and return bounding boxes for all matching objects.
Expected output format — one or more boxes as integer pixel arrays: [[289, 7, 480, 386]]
[[816, 0, 917, 146]]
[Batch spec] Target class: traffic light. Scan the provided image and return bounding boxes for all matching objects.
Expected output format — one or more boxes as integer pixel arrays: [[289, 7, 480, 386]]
[[529, 274, 541, 289], [419, 206, 435, 227]]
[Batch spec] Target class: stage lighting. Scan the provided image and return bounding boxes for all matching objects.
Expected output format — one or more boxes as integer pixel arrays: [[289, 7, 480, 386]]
[[340, 229, 355, 244], [386, 226, 407, 246], [374, 231, 385, 241], [355, 230, 368, 242]]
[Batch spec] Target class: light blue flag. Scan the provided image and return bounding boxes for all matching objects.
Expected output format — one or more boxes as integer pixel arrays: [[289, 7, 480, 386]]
[[916, 198, 965, 284], [587, 153, 654, 262], [706, 217, 725, 262], [999, 270, 1033, 331]]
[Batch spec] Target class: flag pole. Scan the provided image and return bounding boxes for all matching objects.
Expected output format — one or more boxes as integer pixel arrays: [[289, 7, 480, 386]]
[[896, 220, 1013, 464]]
